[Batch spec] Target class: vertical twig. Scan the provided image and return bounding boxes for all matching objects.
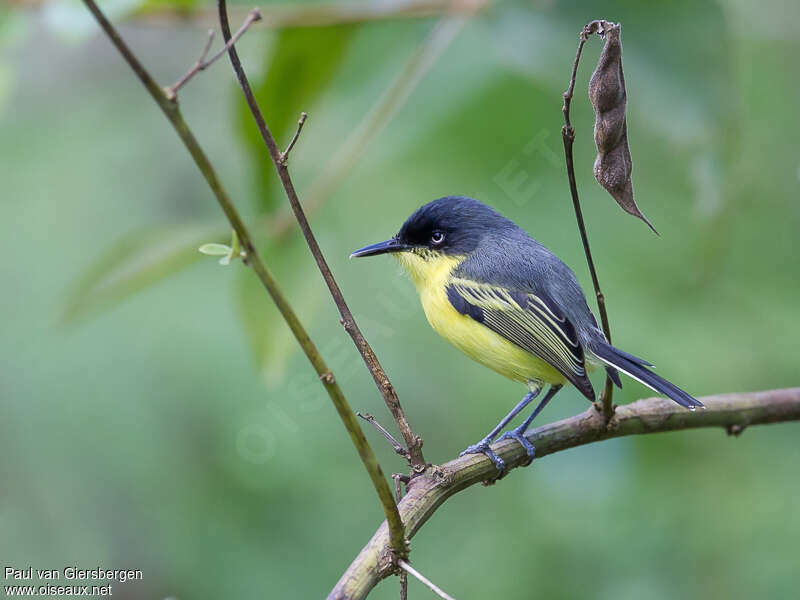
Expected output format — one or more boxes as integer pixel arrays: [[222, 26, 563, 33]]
[[561, 22, 615, 419], [393, 473, 408, 600], [217, 0, 427, 475], [79, 0, 406, 562]]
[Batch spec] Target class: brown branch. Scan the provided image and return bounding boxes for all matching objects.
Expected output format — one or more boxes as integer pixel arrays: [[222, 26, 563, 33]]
[[134, 0, 474, 29], [329, 388, 800, 599], [79, 0, 404, 566], [165, 9, 262, 100], [561, 20, 615, 419], [217, 0, 427, 481]]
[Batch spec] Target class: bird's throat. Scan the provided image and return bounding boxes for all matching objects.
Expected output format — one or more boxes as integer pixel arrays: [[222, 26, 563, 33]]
[[394, 250, 464, 292]]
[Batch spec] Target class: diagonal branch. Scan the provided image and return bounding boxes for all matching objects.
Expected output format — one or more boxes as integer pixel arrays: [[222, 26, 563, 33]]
[[329, 388, 800, 599], [80, 0, 405, 562], [218, 0, 427, 476], [397, 560, 456, 600], [358, 412, 410, 460]]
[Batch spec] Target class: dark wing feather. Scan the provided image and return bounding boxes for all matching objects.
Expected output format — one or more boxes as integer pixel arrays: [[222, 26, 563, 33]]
[[447, 277, 595, 400]]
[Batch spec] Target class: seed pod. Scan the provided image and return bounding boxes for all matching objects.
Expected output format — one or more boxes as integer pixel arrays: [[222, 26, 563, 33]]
[[589, 22, 657, 233]]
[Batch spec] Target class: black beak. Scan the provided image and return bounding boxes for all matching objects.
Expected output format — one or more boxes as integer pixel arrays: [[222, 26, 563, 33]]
[[350, 238, 410, 258]]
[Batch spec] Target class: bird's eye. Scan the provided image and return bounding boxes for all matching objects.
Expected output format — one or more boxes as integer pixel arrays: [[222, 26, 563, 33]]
[[431, 231, 445, 245]]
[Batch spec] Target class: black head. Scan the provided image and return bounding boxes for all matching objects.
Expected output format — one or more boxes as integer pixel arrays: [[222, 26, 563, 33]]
[[351, 196, 514, 258]]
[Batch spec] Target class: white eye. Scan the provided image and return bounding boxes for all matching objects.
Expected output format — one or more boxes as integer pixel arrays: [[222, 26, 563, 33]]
[[431, 231, 445, 245]]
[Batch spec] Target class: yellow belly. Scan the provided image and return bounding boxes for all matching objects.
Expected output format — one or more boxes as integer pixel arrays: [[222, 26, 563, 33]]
[[396, 251, 567, 387]]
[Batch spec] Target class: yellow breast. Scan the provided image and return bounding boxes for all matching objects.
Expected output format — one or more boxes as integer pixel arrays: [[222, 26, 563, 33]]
[[395, 251, 566, 387]]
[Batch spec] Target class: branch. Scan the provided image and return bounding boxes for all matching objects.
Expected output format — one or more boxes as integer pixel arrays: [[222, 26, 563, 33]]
[[561, 21, 615, 418], [218, 0, 427, 481], [165, 8, 262, 100], [329, 388, 800, 599], [135, 0, 475, 29], [80, 0, 404, 563]]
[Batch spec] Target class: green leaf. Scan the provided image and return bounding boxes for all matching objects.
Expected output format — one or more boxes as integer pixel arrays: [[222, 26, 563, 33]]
[[198, 243, 232, 256], [64, 222, 224, 323], [237, 24, 358, 214]]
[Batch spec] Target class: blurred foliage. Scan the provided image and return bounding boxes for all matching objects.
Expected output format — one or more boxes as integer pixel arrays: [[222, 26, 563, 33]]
[[237, 24, 357, 213], [1, 0, 799, 599]]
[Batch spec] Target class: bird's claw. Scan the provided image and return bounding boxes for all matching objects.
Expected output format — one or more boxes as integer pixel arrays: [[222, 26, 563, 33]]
[[459, 441, 506, 475], [498, 429, 536, 465]]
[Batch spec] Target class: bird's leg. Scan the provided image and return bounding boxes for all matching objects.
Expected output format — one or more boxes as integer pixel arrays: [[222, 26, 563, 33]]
[[497, 385, 562, 464], [458, 387, 541, 474]]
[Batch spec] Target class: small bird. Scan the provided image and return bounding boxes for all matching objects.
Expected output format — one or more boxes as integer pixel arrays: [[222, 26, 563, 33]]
[[351, 196, 702, 474]]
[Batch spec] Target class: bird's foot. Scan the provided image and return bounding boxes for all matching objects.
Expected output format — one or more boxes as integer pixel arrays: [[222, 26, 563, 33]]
[[459, 439, 505, 475], [498, 427, 536, 466]]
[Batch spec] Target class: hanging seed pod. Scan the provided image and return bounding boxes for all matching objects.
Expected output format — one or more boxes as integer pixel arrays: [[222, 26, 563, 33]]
[[588, 22, 657, 233]]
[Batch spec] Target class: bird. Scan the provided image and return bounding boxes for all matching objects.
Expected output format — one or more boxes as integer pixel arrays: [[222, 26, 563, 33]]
[[351, 196, 702, 474]]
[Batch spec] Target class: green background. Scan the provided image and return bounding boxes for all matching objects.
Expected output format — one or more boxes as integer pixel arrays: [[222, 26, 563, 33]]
[[1, 0, 798, 598]]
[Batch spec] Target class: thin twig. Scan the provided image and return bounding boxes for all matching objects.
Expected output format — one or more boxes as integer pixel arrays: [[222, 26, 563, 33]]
[[392, 473, 408, 502], [218, 0, 428, 481], [79, 0, 405, 566], [394, 472, 409, 600], [561, 20, 615, 419], [359, 412, 410, 459], [165, 8, 262, 100], [279, 112, 308, 165], [329, 388, 800, 599], [166, 29, 215, 99], [397, 560, 456, 600]]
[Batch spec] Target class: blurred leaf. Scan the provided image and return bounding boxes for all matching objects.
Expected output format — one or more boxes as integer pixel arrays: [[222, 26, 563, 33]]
[[41, 0, 142, 41], [64, 222, 223, 323], [237, 24, 358, 214], [235, 242, 325, 386], [136, 0, 201, 14]]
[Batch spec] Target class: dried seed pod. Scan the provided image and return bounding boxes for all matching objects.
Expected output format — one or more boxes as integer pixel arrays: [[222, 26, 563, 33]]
[[589, 22, 657, 233]]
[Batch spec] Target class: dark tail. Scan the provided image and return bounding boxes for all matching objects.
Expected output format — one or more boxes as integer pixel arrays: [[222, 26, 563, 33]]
[[591, 342, 704, 410]]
